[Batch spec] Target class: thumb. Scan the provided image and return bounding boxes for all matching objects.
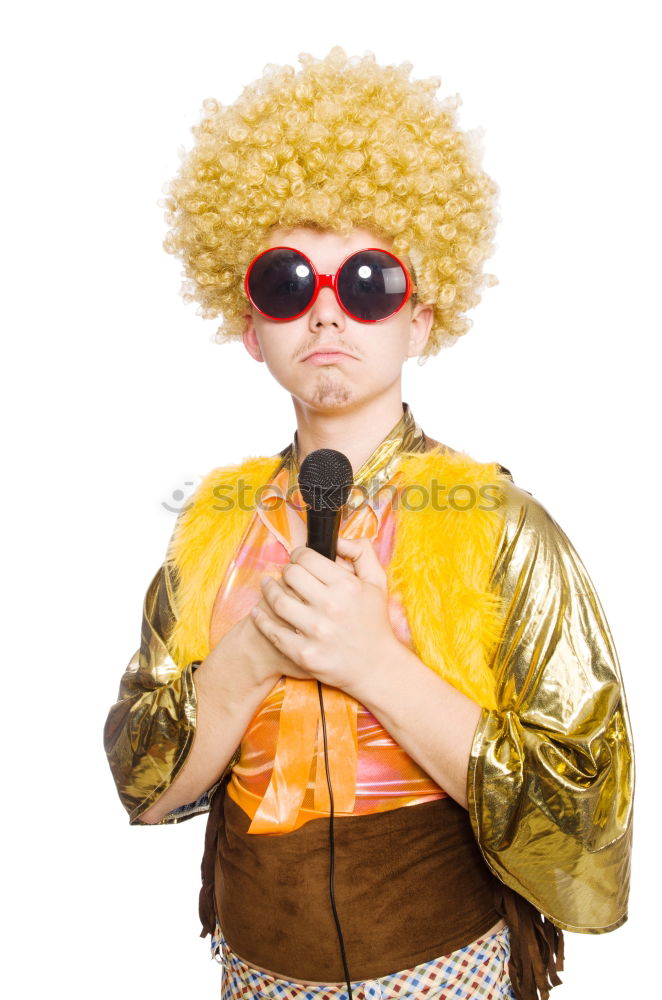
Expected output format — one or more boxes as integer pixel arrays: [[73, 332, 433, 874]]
[[335, 536, 386, 588]]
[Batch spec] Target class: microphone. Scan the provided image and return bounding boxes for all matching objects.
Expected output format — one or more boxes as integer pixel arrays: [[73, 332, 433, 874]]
[[298, 448, 354, 560]]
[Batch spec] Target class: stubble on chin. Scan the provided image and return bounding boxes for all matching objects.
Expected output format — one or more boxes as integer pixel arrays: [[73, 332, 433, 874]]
[[309, 372, 353, 408]]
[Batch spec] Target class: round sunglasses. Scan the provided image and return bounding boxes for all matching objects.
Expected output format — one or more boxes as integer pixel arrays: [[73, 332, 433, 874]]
[[244, 246, 417, 323]]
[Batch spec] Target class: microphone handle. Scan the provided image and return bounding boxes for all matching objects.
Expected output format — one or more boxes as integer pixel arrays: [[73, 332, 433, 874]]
[[306, 508, 342, 561]]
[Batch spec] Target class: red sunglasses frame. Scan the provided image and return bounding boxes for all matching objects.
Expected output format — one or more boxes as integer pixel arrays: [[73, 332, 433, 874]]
[[244, 245, 417, 323]]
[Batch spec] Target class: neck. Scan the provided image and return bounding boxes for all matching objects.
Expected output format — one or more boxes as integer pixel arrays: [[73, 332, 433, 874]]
[[291, 388, 406, 474]]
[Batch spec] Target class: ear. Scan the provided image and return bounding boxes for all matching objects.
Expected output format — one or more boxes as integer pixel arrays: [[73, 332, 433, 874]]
[[406, 302, 434, 358], [242, 313, 265, 363]]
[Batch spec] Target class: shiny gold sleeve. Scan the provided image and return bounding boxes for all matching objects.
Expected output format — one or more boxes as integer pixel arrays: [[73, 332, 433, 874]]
[[103, 561, 233, 826], [467, 479, 634, 933]]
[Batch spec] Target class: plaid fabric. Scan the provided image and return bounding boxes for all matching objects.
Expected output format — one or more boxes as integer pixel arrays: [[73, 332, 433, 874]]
[[214, 924, 516, 1000]]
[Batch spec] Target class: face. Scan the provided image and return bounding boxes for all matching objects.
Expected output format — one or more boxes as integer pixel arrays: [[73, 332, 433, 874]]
[[241, 226, 433, 415]]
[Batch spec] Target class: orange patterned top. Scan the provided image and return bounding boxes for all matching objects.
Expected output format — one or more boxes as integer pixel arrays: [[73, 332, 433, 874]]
[[209, 461, 447, 835]]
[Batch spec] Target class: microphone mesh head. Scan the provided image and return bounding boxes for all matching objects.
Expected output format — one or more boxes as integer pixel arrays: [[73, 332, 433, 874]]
[[298, 448, 354, 512]]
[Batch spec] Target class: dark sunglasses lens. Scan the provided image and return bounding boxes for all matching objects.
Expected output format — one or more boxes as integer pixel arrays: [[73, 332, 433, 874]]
[[247, 248, 315, 319], [337, 250, 409, 321]]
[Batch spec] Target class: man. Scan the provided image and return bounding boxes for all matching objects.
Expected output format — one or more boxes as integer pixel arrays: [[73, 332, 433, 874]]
[[104, 48, 633, 1000]]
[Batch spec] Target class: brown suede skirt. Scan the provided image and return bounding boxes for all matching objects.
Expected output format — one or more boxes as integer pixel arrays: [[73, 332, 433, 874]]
[[214, 791, 503, 982]]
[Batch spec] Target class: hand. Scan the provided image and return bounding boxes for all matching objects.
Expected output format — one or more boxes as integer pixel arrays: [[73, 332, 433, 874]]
[[211, 596, 309, 690], [250, 536, 399, 697]]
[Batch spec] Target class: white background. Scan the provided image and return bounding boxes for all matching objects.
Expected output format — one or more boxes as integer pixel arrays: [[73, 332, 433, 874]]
[[3, 1, 658, 997]]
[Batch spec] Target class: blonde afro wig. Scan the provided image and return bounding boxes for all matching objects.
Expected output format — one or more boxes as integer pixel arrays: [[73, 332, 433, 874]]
[[162, 46, 499, 357]]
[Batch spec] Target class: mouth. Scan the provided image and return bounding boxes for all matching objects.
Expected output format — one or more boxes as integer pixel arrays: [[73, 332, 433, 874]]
[[301, 349, 358, 365]]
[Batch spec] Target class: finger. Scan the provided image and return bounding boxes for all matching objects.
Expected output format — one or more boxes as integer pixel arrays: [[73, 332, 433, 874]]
[[334, 536, 387, 588], [250, 597, 303, 640], [336, 555, 355, 573], [258, 570, 313, 621], [261, 568, 303, 601], [290, 544, 348, 585], [280, 561, 328, 603], [250, 601, 302, 652], [251, 595, 301, 636], [260, 575, 318, 634]]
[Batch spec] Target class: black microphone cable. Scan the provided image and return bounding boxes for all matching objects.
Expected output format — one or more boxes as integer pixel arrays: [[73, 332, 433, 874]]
[[298, 447, 355, 999], [317, 680, 354, 999]]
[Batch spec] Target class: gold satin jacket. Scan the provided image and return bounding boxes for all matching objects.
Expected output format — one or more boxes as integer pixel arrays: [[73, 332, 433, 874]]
[[103, 422, 634, 935]]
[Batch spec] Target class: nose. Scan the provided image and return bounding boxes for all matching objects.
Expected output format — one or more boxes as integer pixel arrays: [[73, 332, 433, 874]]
[[308, 284, 345, 329]]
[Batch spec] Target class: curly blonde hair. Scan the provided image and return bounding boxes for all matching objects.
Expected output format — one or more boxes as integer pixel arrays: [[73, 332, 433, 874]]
[[162, 46, 499, 357]]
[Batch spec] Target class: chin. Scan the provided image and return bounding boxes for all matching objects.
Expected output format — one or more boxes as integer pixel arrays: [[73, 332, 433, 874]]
[[287, 375, 356, 411]]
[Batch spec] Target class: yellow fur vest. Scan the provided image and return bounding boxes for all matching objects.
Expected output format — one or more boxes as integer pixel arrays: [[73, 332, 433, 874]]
[[165, 447, 510, 710]]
